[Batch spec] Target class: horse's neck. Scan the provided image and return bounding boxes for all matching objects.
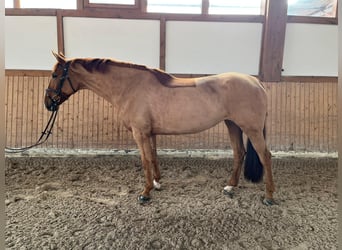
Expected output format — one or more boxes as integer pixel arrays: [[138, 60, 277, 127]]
[[79, 66, 146, 107]]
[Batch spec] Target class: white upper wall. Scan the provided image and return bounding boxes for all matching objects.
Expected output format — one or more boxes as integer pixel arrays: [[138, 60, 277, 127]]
[[63, 17, 160, 68], [5, 16, 58, 70], [283, 23, 338, 76], [165, 21, 262, 75], [4, 15, 338, 77]]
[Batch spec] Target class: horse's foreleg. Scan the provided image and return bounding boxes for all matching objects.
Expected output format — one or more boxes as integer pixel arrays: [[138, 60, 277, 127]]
[[151, 135, 161, 190], [132, 129, 154, 203], [223, 120, 245, 197]]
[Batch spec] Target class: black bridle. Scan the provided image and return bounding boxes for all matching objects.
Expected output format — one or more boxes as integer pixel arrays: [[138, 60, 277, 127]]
[[45, 61, 77, 111], [5, 62, 76, 153]]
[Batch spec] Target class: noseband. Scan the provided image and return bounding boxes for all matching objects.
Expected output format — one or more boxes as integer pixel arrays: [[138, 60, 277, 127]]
[[46, 62, 77, 111]]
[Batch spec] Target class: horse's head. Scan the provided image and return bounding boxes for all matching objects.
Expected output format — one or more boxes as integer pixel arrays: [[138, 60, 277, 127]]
[[44, 52, 78, 111]]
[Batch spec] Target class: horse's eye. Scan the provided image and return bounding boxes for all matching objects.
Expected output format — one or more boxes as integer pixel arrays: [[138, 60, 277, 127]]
[[52, 73, 58, 78]]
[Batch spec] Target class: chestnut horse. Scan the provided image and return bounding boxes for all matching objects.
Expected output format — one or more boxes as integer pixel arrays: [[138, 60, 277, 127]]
[[45, 52, 275, 205]]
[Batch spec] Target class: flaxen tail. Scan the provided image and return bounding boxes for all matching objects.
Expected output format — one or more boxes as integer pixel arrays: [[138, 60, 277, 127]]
[[244, 128, 266, 183]]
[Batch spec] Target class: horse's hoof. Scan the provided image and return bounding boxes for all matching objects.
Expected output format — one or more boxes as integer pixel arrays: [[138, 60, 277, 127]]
[[223, 189, 234, 198], [262, 198, 277, 206], [223, 186, 234, 198], [138, 195, 151, 204]]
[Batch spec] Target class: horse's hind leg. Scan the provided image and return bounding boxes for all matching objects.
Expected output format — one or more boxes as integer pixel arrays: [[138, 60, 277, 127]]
[[151, 135, 161, 190], [248, 131, 275, 205], [223, 120, 246, 197]]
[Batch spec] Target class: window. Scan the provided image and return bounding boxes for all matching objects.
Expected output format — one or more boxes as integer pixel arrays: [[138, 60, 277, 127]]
[[84, 0, 137, 9], [287, 0, 337, 17], [88, 0, 134, 4], [5, 0, 13, 8], [209, 0, 264, 15], [147, 0, 202, 14], [5, 0, 76, 9]]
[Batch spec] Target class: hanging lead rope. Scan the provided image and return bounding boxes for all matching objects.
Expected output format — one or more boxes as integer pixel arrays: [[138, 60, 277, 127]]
[[5, 110, 59, 153]]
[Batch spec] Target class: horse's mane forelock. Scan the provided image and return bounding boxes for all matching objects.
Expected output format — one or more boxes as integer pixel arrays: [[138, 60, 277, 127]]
[[75, 58, 174, 85]]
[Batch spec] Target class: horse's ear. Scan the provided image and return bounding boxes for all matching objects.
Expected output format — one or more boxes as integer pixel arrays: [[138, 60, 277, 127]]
[[52, 51, 66, 64]]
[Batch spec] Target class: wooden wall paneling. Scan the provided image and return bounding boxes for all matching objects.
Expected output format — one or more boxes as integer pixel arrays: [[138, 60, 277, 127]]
[[327, 82, 333, 151], [66, 92, 73, 148], [298, 82, 305, 150], [282, 82, 289, 150], [70, 90, 77, 148], [4, 73, 338, 151], [321, 82, 327, 150], [323, 82, 331, 151], [272, 82, 281, 149], [96, 95, 102, 147], [78, 91, 85, 148], [32, 77, 39, 147], [284, 82, 291, 150], [324, 82, 333, 151], [5, 76, 12, 146], [5, 76, 9, 146], [305, 82, 311, 150], [308, 82, 315, 150], [15, 76, 23, 147], [264, 82, 274, 148], [37, 76, 46, 147], [272, 82, 280, 149], [98, 96, 104, 147], [294, 82, 301, 150], [87, 91, 94, 147], [316, 82, 323, 150], [317, 82, 322, 150], [313, 82, 320, 150], [293, 82, 300, 150], [37, 76, 44, 147], [26, 76, 34, 146], [288, 83, 298, 151], [314, 82, 321, 150], [288, 82, 295, 150], [331, 82, 338, 151]]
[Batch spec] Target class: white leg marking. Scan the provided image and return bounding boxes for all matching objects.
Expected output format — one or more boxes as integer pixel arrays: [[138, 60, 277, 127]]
[[224, 185, 233, 192], [153, 179, 161, 190]]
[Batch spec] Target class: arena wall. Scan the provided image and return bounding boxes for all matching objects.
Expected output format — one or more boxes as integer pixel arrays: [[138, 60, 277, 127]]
[[5, 8, 338, 152]]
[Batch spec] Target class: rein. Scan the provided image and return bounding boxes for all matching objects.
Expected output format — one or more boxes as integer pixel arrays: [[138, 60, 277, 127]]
[[5, 110, 58, 153], [5, 62, 75, 153]]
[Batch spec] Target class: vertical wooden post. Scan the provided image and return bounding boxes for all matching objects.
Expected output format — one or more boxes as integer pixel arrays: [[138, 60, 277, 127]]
[[202, 0, 209, 15], [140, 0, 147, 12], [259, 0, 287, 81], [159, 17, 166, 70], [77, 0, 84, 10], [56, 11, 65, 55], [13, 0, 20, 8]]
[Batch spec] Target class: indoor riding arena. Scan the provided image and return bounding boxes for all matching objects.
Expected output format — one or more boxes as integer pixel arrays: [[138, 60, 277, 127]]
[[5, 1, 338, 249]]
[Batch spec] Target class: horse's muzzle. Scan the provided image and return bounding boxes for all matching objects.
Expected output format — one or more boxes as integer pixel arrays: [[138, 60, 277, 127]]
[[44, 95, 59, 112]]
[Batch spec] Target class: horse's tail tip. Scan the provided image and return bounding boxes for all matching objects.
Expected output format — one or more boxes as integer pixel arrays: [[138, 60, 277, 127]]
[[244, 139, 264, 183]]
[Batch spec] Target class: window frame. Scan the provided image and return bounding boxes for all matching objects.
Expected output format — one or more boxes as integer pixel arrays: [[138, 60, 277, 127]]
[[208, 0, 266, 16], [4, 0, 338, 25], [5, 0, 78, 10], [83, 0, 139, 10]]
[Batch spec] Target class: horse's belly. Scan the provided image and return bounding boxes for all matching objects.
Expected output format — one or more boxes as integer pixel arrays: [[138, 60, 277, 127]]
[[152, 112, 225, 135]]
